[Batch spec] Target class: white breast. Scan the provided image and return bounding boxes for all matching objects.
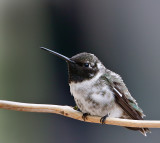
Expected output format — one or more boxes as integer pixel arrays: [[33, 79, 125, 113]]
[[69, 72, 102, 99], [69, 72, 123, 117]]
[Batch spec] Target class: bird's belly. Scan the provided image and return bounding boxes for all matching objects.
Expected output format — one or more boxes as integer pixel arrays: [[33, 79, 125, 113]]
[[70, 82, 123, 117], [74, 96, 123, 117], [74, 97, 109, 116]]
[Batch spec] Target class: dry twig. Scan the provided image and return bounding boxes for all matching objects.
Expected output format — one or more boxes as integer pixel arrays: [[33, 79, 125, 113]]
[[0, 100, 159, 128]]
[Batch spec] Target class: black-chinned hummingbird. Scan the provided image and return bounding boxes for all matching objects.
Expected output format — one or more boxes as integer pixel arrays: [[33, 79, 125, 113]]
[[40, 47, 151, 136]]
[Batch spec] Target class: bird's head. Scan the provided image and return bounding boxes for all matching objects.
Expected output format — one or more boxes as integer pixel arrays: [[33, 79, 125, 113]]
[[40, 47, 105, 83]]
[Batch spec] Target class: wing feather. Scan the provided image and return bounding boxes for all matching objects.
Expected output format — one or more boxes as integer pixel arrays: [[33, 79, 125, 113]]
[[112, 86, 143, 120], [102, 73, 150, 135]]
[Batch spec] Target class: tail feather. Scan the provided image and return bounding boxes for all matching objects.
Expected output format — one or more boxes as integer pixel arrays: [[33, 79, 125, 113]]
[[126, 127, 151, 136], [139, 128, 151, 136]]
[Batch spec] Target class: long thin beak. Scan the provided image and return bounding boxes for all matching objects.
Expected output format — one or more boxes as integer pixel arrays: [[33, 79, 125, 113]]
[[40, 47, 75, 64]]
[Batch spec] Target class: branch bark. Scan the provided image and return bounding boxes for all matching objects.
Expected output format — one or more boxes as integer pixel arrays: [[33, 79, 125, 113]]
[[0, 100, 159, 128]]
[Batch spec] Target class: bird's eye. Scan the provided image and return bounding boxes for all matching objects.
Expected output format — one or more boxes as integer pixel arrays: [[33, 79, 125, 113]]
[[84, 63, 90, 67]]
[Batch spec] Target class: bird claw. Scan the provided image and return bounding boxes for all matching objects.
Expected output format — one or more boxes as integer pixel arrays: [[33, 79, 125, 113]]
[[100, 115, 108, 124], [82, 113, 89, 121]]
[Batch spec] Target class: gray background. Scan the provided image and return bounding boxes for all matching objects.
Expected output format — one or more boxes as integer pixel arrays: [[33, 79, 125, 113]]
[[0, 0, 160, 143]]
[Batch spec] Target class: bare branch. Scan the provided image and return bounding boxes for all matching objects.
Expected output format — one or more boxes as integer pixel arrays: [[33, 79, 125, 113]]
[[0, 100, 159, 128]]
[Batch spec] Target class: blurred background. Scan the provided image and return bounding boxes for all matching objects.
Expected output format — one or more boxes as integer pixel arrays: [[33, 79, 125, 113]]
[[0, 0, 160, 143]]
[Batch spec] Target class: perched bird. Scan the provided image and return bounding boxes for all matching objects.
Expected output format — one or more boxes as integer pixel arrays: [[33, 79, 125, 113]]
[[40, 47, 151, 136]]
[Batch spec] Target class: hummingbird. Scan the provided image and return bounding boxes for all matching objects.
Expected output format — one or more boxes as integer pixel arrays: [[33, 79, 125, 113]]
[[40, 47, 151, 136]]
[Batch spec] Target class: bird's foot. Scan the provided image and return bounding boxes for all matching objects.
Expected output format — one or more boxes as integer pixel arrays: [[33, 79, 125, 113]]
[[100, 115, 108, 124], [82, 113, 89, 121]]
